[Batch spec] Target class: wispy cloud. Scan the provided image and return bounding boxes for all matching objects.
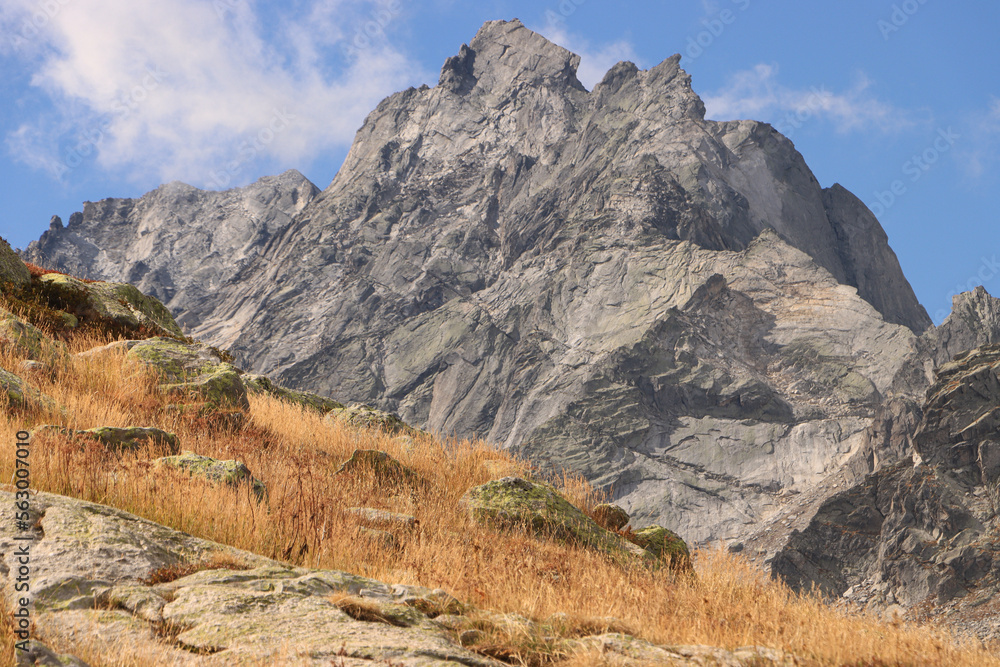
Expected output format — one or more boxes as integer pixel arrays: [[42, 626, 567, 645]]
[[533, 22, 641, 91], [954, 97, 1000, 182], [702, 64, 919, 134], [1, 0, 428, 187]]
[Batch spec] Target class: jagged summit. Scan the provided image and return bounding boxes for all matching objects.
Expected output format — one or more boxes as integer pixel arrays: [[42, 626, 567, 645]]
[[439, 19, 586, 95]]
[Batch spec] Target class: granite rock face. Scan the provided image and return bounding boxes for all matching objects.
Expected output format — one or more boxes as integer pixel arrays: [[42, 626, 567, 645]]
[[20, 170, 318, 331], [23, 21, 939, 548]]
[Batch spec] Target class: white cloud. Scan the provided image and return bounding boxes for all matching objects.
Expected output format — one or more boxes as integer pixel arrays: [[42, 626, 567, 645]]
[[702, 64, 917, 135], [953, 96, 1000, 181], [2, 0, 429, 188], [533, 23, 641, 91]]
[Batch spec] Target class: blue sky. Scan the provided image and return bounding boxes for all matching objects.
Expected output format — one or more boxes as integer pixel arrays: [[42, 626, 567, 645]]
[[1, 0, 997, 324]]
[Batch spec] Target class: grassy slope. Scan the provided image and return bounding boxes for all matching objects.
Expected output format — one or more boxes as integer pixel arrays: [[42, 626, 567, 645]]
[[0, 299, 997, 664]]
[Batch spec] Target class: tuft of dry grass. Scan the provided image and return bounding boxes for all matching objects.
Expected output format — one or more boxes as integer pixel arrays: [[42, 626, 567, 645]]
[[0, 331, 998, 666]]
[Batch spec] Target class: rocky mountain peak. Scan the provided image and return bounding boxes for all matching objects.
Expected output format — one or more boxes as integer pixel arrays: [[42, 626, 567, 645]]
[[440, 19, 585, 96]]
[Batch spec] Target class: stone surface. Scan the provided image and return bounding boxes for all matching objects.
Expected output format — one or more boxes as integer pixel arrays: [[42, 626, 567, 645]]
[[592, 503, 630, 531], [154, 452, 266, 501], [31, 426, 180, 455], [346, 507, 418, 530], [0, 308, 68, 364], [628, 525, 691, 568], [0, 236, 31, 287], [0, 490, 499, 665], [36, 273, 184, 338], [335, 449, 421, 487], [0, 367, 55, 412], [14, 639, 90, 667], [20, 171, 318, 333]]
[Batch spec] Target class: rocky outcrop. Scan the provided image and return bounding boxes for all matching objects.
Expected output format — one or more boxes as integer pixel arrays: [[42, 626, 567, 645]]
[[20, 170, 318, 331], [770, 343, 1000, 638]]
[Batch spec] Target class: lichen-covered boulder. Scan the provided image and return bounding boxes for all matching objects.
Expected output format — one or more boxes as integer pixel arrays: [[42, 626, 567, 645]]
[[154, 452, 266, 501], [14, 639, 90, 667], [0, 307, 69, 364], [0, 236, 30, 288], [128, 337, 249, 413], [628, 525, 691, 569], [36, 273, 184, 338], [335, 449, 421, 487], [460, 477, 649, 563], [243, 374, 343, 413], [325, 404, 420, 435], [592, 503, 630, 532]]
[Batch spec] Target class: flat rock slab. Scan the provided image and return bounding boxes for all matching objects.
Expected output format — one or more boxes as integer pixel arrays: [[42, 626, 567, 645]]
[[0, 490, 499, 665]]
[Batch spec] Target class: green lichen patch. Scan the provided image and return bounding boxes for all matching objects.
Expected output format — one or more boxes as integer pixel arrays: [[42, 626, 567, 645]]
[[154, 451, 267, 502], [627, 525, 691, 570], [324, 403, 422, 436], [243, 374, 344, 413], [460, 477, 644, 563]]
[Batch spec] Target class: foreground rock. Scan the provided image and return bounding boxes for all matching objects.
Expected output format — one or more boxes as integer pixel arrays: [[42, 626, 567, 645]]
[[325, 404, 420, 436], [242, 374, 342, 413], [1, 491, 776, 665], [0, 236, 31, 287], [0, 367, 56, 412], [31, 426, 180, 455], [0, 308, 68, 364]]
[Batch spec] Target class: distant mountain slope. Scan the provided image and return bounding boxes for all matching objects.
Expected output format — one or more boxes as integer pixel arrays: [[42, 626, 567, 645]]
[[21, 169, 318, 331]]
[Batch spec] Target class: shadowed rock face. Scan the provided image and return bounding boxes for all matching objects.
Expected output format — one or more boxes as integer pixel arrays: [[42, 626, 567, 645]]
[[770, 343, 1000, 639], [23, 20, 937, 546]]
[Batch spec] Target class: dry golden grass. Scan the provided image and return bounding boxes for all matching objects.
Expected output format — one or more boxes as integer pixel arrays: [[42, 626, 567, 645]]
[[1, 332, 999, 666]]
